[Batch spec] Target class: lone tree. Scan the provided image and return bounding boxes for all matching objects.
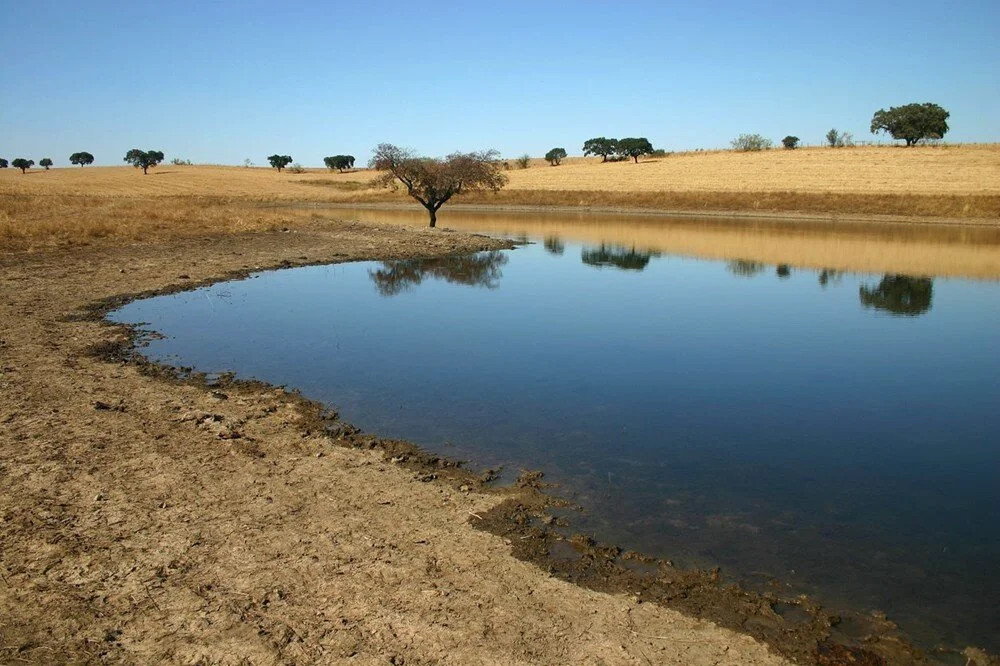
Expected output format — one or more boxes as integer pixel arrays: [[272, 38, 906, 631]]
[[267, 154, 293, 171], [781, 136, 800, 149], [731, 134, 772, 151], [70, 151, 94, 166], [582, 137, 618, 162], [0, 158, 8, 168], [124, 149, 164, 174], [39, 158, 53, 170], [11, 158, 34, 173], [545, 147, 567, 166], [870, 102, 949, 146], [617, 137, 654, 163], [370, 143, 508, 227], [323, 155, 355, 172]]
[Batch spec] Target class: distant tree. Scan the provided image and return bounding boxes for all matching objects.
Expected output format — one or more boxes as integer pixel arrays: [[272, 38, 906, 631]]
[[825, 129, 841, 147], [544, 147, 567, 166], [323, 155, 356, 172], [731, 134, 772, 151], [123, 149, 164, 174], [776, 264, 791, 278], [859, 275, 933, 316], [582, 137, 619, 162], [616, 137, 654, 163], [781, 136, 800, 149], [267, 154, 293, 172], [69, 152, 94, 166], [38, 158, 53, 170], [370, 143, 508, 227], [870, 103, 950, 146], [11, 158, 34, 173], [0, 158, 7, 168], [515, 154, 531, 169]]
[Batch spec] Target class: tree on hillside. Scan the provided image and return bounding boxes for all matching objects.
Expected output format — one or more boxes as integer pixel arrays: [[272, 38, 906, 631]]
[[617, 137, 654, 163], [545, 147, 567, 166], [731, 134, 772, 151], [781, 136, 800, 149], [124, 149, 164, 174], [870, 103, 949, 146], [323, 155, 355, 172], [582, 137, 619, 162], [39, 158, 53, 170], [267, 154, 293, 171], [370, 143, 508, 227], [0, 158, 8, 168], [515, 154, 531, 169], [12, 158, 34, 173], [70, 151, 94, 166]]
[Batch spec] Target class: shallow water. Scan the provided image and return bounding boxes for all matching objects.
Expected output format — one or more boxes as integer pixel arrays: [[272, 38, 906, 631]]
[[110, 211, 1000, 653]]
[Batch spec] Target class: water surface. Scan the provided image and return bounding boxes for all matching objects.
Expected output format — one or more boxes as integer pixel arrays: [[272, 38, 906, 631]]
[[111, 212, 1000, 654]]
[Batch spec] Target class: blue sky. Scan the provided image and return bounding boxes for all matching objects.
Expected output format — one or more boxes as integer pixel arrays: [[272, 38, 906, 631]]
[[2, 1, 998, 166]]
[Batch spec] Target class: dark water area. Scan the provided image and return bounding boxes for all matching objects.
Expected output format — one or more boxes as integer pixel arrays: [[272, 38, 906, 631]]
[[110, 228, 1000, 654]]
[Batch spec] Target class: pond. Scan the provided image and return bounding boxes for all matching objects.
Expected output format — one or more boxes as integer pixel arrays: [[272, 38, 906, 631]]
[[110, 209, 1000, 655]]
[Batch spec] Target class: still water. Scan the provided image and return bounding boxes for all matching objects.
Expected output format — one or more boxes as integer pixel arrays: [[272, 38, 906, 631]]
[[110, 211, 1000, 653]]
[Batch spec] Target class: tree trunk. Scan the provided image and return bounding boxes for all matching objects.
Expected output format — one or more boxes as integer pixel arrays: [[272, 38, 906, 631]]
[[427, 207, 437, 228], [20, 168, 26, 174], [142, 166, 148, 174], [633, 155, 638, 163]]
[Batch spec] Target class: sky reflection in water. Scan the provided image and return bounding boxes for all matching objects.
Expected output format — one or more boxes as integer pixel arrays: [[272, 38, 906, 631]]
[[110, 234, 999, 653]]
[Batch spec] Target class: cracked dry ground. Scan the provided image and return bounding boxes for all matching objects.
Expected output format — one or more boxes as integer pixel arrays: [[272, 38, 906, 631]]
[[0, 220, 790, 665]]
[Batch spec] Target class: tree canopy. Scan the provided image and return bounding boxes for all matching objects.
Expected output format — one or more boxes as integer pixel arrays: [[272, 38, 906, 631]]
[[870, 103, 950, 146], [0, 158, 8, 168], [582, 137, 619, 162], [370, 143, 508, 227], [731, 134, 772, 151], [617, 137, 654, 163], [70, 152, 94, 166], [124, 149, 164, 174], [781, 136, 800, 149], [323, 155, 355, 172], [11, 158, 34, 173], [267, 154, 293, 171], [544, 147, 567, 166], [39, 158, 53, 170]]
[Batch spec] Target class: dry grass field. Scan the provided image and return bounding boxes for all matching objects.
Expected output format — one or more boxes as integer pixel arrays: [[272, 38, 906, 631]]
[[2, 144, 999, 250]]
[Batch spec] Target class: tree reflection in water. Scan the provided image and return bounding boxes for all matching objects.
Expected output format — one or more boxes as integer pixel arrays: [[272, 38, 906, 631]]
[[726, 259, 767, 277], [543, 236, 565, 255], [859, 275, 933, 316], [369, 251, 509, 297], [581, 244, 660, 271]]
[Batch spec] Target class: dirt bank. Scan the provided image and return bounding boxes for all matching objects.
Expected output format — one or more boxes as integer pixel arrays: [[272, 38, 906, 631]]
[[0, 219, 964, 665]]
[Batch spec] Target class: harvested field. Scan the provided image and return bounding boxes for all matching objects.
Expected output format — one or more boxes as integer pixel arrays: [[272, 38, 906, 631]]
[[2, 144, 998, 250]]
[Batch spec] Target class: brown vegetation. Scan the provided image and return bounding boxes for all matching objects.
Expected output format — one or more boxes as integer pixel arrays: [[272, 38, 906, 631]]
[[2, 144, 998, 251]]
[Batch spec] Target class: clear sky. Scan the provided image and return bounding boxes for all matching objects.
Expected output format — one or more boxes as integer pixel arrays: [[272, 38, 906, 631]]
[[2, 1, 998, 166]]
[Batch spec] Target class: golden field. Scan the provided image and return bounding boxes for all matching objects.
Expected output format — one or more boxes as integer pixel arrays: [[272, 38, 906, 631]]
[[2, 144, 999, 251]]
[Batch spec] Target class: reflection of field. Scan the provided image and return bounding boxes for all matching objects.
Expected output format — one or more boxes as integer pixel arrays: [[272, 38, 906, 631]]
[[332, 207, 1000, 280]]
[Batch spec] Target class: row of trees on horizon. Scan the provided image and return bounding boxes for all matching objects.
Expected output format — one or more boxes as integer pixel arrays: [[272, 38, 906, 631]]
[[1, 102, 953, 173]]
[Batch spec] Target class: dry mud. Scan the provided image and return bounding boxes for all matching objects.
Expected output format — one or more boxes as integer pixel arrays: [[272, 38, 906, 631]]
[[0, 219, 984, 665]]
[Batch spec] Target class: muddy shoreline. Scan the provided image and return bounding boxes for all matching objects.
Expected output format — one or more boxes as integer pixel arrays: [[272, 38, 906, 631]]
[[0, 220, 988, 665]]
